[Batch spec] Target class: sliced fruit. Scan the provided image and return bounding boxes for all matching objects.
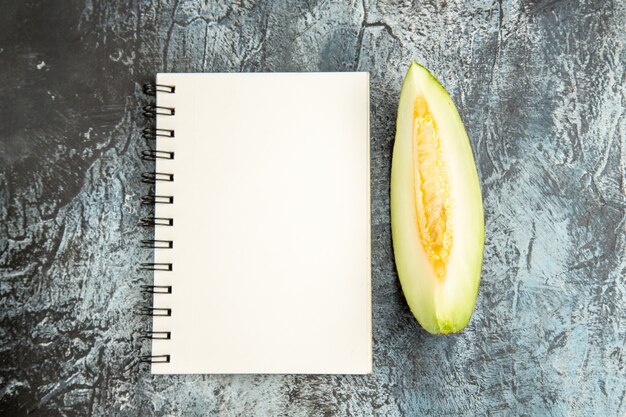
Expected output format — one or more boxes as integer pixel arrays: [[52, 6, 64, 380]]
[[390, 62, 484, 334]]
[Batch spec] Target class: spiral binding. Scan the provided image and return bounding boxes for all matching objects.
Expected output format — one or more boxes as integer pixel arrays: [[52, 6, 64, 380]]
[[140, 354, 170, 364], [141, 194, 174, 205], [142, 285, 173, 294], [143, 331, 172, 340], [140, 307, 172, 316], [141, 172, 174, 184], [143, 83, 175, 95], [142, 150, 174, 161], [141, 239, 174, 249], [140, 217, 174, 227], [140, 262, 173, 271], [141, 82, 176, 365], [143, 104, 175, 118], [142, 127, 175, 140]]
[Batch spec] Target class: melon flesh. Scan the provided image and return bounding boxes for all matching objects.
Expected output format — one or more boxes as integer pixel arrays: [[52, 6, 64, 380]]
[[391, 62, 484, 334]]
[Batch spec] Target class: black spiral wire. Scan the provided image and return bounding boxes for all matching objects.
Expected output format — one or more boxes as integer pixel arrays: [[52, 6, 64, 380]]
[[140, 82, 176, 365]]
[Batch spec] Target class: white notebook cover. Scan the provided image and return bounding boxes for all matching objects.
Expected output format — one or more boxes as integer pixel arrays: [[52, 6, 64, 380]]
[[150, 72, 371, 374]]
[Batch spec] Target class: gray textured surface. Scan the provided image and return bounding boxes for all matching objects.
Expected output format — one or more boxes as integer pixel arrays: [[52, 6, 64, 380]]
[[1, 0, 625, 415]]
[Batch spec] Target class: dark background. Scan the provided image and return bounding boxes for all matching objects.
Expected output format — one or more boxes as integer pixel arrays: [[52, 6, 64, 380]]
[[1, 0, 624, 416]]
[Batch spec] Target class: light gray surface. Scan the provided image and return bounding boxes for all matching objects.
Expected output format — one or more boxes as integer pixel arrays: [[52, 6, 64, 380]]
[[1, 0, 625, 416]]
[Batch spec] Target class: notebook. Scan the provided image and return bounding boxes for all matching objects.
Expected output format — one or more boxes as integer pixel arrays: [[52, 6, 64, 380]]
[[141, 72, 372, 374]]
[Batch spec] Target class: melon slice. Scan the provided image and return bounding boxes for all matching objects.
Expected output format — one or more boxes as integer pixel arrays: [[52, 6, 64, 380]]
[[391, 62, 484, 334]]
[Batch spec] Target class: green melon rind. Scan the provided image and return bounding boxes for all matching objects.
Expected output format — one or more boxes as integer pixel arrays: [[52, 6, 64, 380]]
[[390, 62, 485, 334]]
